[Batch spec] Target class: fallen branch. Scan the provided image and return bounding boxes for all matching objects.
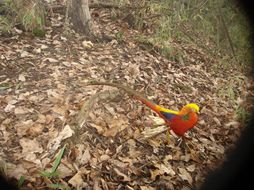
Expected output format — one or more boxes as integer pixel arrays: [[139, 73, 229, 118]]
[[139, 124, 168, 140]]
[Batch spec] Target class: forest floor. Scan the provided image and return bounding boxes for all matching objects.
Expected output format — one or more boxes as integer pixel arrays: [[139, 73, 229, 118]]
[[0, 4, 253, 190]]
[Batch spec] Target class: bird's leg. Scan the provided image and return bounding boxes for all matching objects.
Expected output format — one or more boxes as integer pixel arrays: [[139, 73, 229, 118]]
[[176, 137, 183, 147], [182, 137, 192, 150], [166, 130, 171, 144], [177, 136, 194, 151]]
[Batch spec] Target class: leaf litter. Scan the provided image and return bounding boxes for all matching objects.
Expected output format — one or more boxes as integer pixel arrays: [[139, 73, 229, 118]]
[[0, 1, 253, 189]]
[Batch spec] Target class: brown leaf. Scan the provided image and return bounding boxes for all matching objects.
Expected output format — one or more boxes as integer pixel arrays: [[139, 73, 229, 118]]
[[27, 124, 44, 136], [14, 107, 31, 115], [51, 105, 66, 116], [82, 40, 93, 49], [140, 186, 156, 190], [7, 163, 28, 180], [36, 114, 47, 123], [4, 104, 15, 112], [150, 169, 163, 180], [20, 51, 31, 58], [57, 161, 74, 178], [18, 74, 26, 82], [47, 89, 64, 103], [151, 163, 176, 180], [186, 164, 196, 172], [79, 147, 91, 165], [100, 154, 111, 162], [103, 116, 129, 137], [20, 138, 43, 154], [28, 95, 44, 102], [16, 120, 33, 137], [19, 138, 43, 163], [113, 168, 131, 182], [47, 125, 74, 152], [68, 171, 88, 190], [93, 177, 102, 190], [155, 163, 176, 176], [90, 123, 104, 134], [44, 57, 58, 63], [178, 168, 193, 184]]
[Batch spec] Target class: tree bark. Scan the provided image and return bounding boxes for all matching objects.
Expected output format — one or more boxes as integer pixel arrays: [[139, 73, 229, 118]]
[[68, 0, 93, 35]]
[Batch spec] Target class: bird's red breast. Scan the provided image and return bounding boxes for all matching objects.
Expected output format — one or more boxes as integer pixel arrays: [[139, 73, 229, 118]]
[[169, 112, 198, 136]]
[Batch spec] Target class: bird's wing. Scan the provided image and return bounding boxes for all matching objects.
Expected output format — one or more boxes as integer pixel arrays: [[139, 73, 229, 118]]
[[155, 105, 179, 120]]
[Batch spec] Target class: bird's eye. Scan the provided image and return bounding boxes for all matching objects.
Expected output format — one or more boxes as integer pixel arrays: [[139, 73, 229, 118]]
[[191, 108, 198, 113]]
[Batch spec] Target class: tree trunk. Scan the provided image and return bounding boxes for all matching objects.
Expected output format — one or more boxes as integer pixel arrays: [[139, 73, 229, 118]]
[[68, 0, 93, 35]]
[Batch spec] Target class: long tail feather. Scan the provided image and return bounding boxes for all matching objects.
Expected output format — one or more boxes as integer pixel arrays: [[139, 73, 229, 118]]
[[86, 81, 174, 120]]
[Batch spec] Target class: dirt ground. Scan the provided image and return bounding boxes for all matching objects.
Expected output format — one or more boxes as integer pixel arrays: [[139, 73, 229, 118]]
[[0, 4, 253, 190]]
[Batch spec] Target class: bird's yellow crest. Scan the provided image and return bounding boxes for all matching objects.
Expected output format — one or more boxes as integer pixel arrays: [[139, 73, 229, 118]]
[[182, 103, 200, 113]]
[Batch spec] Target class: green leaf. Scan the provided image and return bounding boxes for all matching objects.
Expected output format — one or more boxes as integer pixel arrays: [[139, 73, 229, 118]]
[[40, 170, 60, 178], [39, 145, 66, 178], [17, 175, 25, 188], [51, 144, 66, 173]]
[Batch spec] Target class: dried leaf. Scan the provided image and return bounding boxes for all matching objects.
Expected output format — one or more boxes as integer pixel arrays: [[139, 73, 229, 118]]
[[82, 41, 93, 49], [47, 125, 74, 153], [178, 168, 193, 184], [186, 164, 196, 172], [100, 155, 110, 162], [80, 147, 91, 164], [20, 138, 43, 154], [51, 105, 66, 116], [90, 123, 104, 134], [19, 138, 43, 163], [27, 124, 44, 136], [44, 57, 58, 63], [14, 107, 31, 115], [150, 169, 163, 180], [18, 74, 26, 82], [103, 116, 129, 137], [20, 51, 30, 58], [37, 114, 47, 123], [154, 163, 176, 176], [4, 104, 15, 112], [57, 162, 74, 178], [7, 164, 28, 180], [68, 171, 87, 190], [213, 117, 221, 126], [140, 186, 155, 190], [113, 168, 131, 182]]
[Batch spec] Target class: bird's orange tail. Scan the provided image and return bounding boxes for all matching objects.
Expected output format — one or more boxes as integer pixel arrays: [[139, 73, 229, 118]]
[[134, 96, 168, 120]]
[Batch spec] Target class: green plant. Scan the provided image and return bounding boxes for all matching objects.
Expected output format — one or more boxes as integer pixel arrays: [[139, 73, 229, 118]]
[[17, 176, 25, 189], [217, 75, 245, 100], [0, 0, 46, 36], [115, 31, 124, 41], [40, 145, 70, 189], [0, 16, 12, 33], [236, 106, 251, 124], [19, 1, 45, 37], [0, 0, 16, 14], [0, 0, 16, 33], [108, 0, 252, 70]]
